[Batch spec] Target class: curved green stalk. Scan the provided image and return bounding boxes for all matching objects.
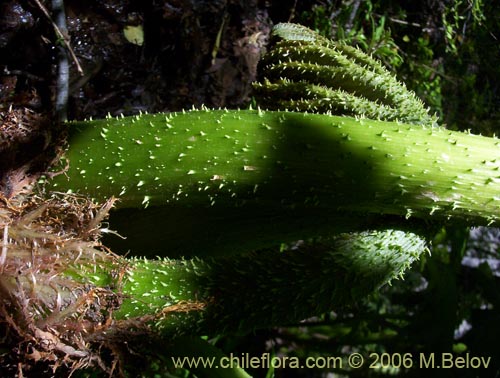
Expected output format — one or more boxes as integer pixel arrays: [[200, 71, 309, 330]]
[[4, 228, 425, 339], [3, 23, 485, 375], [50, 110, 500, 225], [46, 24, 476, 257]]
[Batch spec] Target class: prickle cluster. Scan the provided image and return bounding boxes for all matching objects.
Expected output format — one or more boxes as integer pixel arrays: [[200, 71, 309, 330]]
[[254, 23, 437, 126]]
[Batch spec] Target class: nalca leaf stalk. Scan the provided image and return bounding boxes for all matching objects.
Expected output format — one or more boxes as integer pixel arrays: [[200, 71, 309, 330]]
[[0, 195, 424, 372], [2, 222, 425, 338], [50, 110, 500, 226]]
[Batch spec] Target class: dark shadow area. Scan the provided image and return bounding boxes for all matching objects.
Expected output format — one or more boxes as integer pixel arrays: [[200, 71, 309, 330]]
[[103, 112, 418, 258]]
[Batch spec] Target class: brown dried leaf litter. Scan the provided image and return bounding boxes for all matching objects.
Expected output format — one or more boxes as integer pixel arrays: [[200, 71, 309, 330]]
[[0, 107, 206, 375], [0, 193, 123, 376]]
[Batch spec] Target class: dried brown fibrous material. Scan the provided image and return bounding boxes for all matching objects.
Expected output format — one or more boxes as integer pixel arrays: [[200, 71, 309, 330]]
[[0, 193, 121, 376]]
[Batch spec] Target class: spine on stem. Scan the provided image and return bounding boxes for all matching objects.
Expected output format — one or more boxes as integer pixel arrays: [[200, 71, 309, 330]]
[[1, 210, 425, 339], [0, 194, 425, 371], [254, 23, 437, 126], [49, 109, 500, 226]]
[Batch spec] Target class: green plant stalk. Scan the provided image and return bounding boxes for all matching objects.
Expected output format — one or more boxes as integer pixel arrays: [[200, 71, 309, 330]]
[[6, 229, 425, 338], [50, 109, 500, 225], [47, 23, 469, 256]]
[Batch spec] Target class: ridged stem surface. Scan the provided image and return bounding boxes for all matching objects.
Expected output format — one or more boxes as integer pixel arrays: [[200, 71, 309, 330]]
[[50, 110, 500, 226], [4, 228, 425, 337]]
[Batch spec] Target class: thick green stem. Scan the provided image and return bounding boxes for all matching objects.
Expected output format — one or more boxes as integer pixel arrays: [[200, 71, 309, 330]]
[[0, 196, 425, 373], [50, 110, 500, 238], [46, 23, 495, 256], [4, 228, 425, 339]]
